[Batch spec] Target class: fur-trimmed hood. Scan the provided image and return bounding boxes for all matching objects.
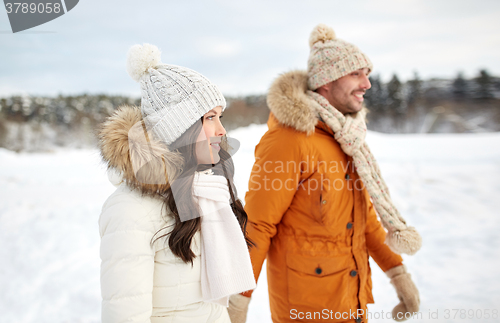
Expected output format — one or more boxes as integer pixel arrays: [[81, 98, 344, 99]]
[[266, 70, 319, 135], [98, 105, 183, 196]]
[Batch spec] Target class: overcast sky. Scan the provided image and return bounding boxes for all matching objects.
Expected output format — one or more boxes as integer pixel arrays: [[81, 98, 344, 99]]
[[1, 0, 499, 97]]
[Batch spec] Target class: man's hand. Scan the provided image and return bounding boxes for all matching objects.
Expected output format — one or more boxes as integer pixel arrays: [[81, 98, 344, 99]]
[[386, 265, 420, 322], [228, 294, 251, 323]]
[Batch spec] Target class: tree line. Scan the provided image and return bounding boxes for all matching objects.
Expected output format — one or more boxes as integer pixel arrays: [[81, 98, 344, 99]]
[[363, 69, 499, 133], [0, 69, 499, 151]]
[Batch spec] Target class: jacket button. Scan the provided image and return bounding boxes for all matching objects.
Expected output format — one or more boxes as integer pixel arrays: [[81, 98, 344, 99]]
[[321, 200, 327, 205], [347, 222, 353, 229], [345, 173, 350, 180], [315, 267, 322, 275], [350, 270, 357, 277], [355, 318, 362, 323]]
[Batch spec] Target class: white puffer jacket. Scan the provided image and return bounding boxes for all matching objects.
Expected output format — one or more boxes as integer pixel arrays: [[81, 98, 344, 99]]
[[98, 106, 230, 323]]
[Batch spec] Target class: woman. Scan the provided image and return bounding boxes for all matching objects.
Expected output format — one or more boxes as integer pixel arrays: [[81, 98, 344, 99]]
[[98, 44, 256, 323]]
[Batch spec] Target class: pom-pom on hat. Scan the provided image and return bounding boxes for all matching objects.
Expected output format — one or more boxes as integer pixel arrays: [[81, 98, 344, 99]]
[[126, 43, 226, 145], [307, 23, 373, 90]]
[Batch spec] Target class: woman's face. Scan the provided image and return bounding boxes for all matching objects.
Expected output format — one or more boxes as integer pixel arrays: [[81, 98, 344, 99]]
[[196, 106, 226, 164]]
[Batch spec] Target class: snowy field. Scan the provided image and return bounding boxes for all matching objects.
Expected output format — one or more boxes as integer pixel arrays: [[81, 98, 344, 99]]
[[1, 124, 500, 323]]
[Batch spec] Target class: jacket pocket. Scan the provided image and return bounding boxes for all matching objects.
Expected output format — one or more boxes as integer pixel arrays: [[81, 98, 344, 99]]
[[286, 253, 352, 313], [304, 172, 324, 224]]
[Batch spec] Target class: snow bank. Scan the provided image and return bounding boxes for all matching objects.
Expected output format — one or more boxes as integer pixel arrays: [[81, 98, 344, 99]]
[[1, 127, 499, 322]]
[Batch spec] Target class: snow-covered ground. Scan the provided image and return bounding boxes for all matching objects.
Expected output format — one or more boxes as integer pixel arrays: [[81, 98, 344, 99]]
[[1, 125, 499, 323]]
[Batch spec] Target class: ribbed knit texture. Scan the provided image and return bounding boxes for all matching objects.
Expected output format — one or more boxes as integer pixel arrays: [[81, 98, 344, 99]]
[[127, 44, 226, 145], [193, 172, 256, 306], [307, 91, 422, 255], [307, 24, 373, 90], [140, 65, 226, 145]]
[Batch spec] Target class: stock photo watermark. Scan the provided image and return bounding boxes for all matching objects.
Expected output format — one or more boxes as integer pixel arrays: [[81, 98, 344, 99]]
[[249, 157, 365, 193], [127, 117, 241, 223], [3, 0, 79, 33], [290, 308, 499, 321]]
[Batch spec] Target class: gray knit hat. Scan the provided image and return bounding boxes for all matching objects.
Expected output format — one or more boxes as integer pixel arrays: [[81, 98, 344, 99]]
[[126, 43, 226, 145], [307, 24, 373, 90]]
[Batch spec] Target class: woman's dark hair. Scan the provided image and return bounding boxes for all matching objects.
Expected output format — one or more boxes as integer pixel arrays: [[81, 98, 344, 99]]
[[152, 117, 254, 264]]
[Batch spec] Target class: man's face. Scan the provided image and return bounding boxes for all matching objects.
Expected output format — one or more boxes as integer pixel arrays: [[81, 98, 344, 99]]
[[318, 68, 371, 115]]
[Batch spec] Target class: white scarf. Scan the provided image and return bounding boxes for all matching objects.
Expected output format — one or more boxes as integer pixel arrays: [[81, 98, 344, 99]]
[[193, 171, 256, 306]]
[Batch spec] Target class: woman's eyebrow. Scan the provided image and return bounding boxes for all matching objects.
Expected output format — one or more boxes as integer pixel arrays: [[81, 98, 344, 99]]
[[207, 109, 222, 115]]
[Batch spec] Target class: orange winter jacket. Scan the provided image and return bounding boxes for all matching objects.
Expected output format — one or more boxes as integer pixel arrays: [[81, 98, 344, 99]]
[[243, 71, 403, 323]]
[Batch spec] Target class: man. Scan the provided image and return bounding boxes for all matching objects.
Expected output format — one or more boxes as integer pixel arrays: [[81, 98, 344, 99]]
[[228, 24, 420, 323]]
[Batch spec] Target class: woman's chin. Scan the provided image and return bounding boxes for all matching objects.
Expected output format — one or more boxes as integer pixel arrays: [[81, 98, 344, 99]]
[[197, 152, 220, 165], [211, 154, 220, 164]]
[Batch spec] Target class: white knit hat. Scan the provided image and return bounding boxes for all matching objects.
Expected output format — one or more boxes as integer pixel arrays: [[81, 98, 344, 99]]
[[126, 43, 226, 145]]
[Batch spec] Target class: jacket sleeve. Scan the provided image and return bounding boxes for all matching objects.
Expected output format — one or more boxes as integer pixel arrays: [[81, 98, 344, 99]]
[[243, 128, 303, 296], [99, 193, 156, 323], [364, 189, 403, 272]]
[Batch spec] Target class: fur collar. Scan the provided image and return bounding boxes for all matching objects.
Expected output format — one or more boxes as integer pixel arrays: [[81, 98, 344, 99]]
[[98, 105, 183, 196], [267, 70, 318, 135]]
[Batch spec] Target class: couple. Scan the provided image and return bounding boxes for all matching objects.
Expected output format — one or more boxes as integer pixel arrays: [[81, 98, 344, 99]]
[[98, 24, 421, 323]]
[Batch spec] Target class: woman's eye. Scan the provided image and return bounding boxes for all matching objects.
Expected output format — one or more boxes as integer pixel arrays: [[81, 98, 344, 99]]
[[206, 115, 216, 120]]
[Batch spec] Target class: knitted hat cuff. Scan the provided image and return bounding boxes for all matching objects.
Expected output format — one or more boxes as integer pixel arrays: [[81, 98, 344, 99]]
[[308, 52, 373, 90]]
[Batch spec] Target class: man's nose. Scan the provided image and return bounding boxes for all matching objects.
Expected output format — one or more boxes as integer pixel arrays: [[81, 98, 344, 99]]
[[361, 74, 371, 90]]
